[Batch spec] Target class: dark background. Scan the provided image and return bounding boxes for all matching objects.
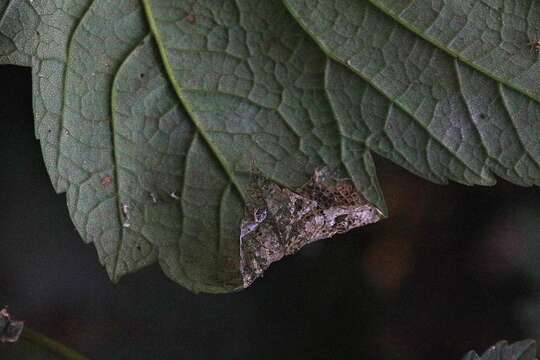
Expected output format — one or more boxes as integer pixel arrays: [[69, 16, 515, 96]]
[[1, 65, 540, 359]]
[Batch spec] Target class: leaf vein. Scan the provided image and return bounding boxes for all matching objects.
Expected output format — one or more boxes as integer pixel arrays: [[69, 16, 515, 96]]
[[141, 0, 245, 202]]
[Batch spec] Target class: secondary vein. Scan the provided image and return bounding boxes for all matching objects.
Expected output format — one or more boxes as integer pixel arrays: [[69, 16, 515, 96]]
[[140, 0, 245, 201], [366, 0, 540, 104]]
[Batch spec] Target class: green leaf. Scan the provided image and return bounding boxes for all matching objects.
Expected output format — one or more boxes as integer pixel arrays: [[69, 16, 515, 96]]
[[3, 0, 540, 293], [284, 0, 540, 186], [31, 0, 94, 192], [0, 0, 38, 66], [363, 0, 540, 101], [462, 340, 537, 360], [3, 0, 385, 293]]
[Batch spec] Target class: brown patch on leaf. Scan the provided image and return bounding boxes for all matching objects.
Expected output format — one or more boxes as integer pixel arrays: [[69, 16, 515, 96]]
[[186, 14, 196, 24], [240, 168, 382, 288], [0, 307, 24, 343], [100, 175, 113, 188]]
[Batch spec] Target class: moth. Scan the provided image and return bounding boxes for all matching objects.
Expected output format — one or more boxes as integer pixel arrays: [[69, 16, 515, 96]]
[[239, 168, 382, 287]]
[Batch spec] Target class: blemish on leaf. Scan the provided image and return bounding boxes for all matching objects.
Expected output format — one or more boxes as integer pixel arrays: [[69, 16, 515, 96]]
[[239, 168, 382, 288], [186, 14, 196, 24], [100, 175, 113, 188], [0, 307, 24, 343]]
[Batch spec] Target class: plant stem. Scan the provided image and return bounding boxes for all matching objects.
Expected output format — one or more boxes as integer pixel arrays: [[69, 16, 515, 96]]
[[21, 327, 90, 360]]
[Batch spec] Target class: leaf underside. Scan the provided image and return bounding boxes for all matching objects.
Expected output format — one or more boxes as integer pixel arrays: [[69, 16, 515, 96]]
[[2, 0, 540, 293]]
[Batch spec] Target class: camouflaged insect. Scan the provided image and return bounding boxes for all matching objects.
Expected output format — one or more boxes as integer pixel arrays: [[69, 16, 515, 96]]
[[240, 168, 382, 287]]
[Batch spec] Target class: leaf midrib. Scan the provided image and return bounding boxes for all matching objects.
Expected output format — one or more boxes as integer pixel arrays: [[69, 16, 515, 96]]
[[140, 0, 245, 202]]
